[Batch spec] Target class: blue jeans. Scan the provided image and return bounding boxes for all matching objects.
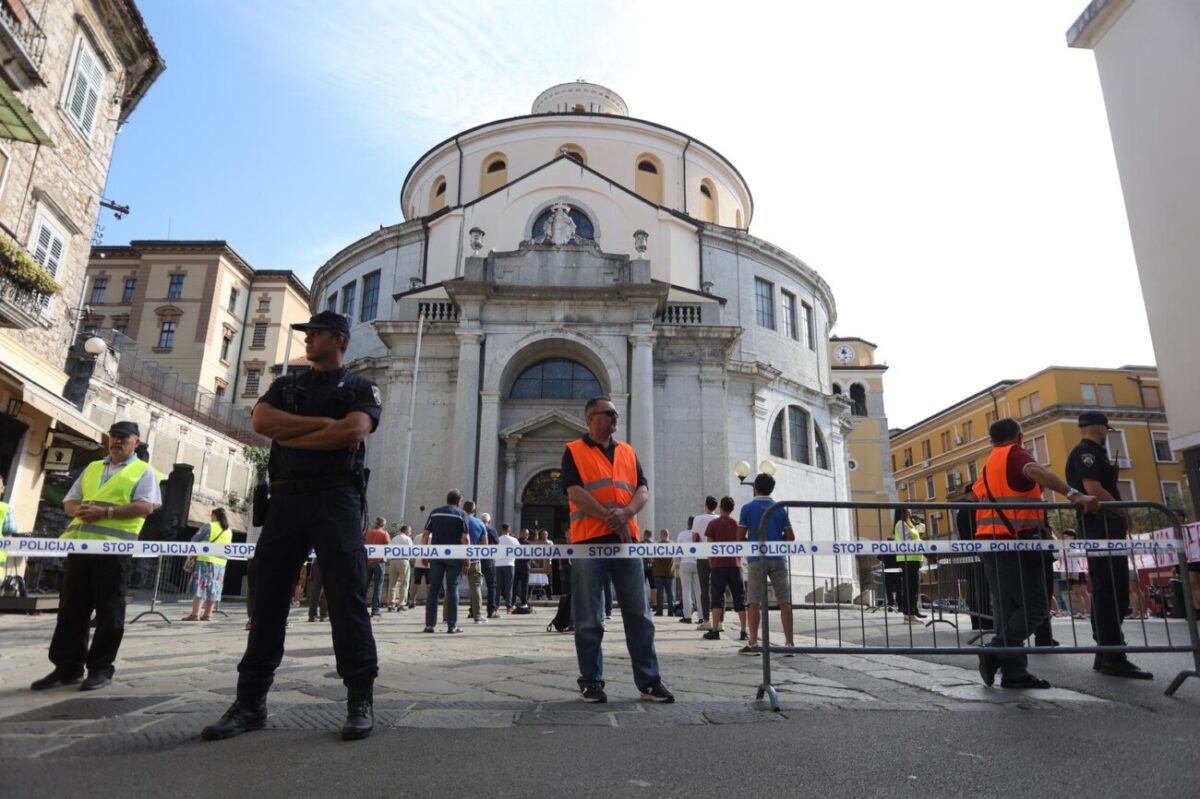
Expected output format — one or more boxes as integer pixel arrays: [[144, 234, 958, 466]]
[[654, 576, 675, 614], [496, 565, 515, 609], [573, 557, 661, 691], [366, 563, 385, 612], [425, 560, 463, 630]]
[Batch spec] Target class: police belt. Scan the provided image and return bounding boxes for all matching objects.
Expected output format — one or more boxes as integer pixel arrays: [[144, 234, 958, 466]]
[[269, 473, 360, 495]]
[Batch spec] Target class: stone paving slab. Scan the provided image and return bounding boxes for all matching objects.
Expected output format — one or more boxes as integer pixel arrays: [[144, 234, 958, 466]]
[[0, 602, 1149, 761]]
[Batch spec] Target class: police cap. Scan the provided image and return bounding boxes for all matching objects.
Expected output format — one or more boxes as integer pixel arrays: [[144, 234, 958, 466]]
[[1078, 411, 1114, 430], [292, 310, 351, 341]]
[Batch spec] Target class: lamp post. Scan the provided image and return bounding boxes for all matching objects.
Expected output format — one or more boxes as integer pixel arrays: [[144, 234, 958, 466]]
[[734, 458, 776, 486]]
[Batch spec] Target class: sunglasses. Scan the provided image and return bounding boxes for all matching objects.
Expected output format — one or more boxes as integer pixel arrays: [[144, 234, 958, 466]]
[[589, 410, 619, 419]]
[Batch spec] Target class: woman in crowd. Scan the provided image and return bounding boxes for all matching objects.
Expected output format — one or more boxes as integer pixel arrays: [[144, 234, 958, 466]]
[[652, 528, 676, 616], [183, 508, 232, 621]]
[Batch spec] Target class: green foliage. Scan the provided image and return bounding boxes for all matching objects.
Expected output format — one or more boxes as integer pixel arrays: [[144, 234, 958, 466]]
[[242, 446, 269, 480], [0, 233, 62, 295], [226, 492, 244, 512]]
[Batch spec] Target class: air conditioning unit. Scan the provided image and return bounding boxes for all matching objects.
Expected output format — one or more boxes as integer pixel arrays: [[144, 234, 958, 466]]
[[955, 436, 964, 445], [1117, 458, 1132, 469]]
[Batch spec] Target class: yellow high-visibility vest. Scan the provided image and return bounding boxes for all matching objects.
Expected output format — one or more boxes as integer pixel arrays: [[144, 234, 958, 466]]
[[61, 459, 151, 542], [894, 520, 925, 563], [196, 521, 232, 567]]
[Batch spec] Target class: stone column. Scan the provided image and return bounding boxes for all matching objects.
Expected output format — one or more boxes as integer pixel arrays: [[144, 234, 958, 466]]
[[503, 446, 519, 531], [175, 425, 190, 464], [200, 437, 214, 492], [475, 390, 500, 513], [699, 368, 727, 498], [223, 446, 238, 494], [449, 330, 483, 495], [629, 332, 656, 535]]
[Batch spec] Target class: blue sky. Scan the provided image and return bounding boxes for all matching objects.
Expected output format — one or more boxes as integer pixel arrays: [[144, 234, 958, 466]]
[[102, 1, 1153, 427]]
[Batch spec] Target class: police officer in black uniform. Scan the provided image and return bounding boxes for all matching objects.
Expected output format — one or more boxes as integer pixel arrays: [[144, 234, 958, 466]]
[[1066, 411, 1153, 680], [203, 311, 384, 741]]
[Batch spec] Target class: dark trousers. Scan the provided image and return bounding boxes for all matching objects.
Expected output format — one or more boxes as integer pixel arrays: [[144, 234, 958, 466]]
[[49, 554, 132, 678], [482, 559, 497, 614], [883, 569, 902, 609], [307, 560, 328, 620], [696, 560, 712, 620], [237, 488, 377, 701], [982, 551, 1049, 677], [366, 562, 384, 612], [899, 560, 921, 616], [1034, 551, 1057, 645], [1088, 554, 1131, 662], [513, 567, 529, 607], [496, 565, 515, 609]]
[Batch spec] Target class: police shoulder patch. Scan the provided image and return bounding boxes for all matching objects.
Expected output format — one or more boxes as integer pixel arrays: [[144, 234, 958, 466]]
[[1081, 453, 1095, 467]]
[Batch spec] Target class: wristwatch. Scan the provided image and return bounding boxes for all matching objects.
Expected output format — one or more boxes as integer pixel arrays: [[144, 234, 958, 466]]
[[106, 507, 114, 519], [1066, 488, 1081, 499]]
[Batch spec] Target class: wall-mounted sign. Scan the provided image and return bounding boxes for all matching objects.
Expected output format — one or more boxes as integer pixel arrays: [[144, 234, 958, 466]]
[[44, 447, 72, 472]]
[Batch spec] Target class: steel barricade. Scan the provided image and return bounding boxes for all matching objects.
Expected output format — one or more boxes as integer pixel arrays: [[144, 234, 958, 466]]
[[751, 499, 1200, 710]]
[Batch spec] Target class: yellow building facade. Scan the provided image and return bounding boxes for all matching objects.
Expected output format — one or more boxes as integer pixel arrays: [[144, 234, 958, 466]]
[[890, 365, 1188, 536]]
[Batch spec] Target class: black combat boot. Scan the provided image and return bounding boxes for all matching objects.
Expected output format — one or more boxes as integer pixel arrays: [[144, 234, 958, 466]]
[[201, 697, 267, 741], [342, 682, 374, 741]]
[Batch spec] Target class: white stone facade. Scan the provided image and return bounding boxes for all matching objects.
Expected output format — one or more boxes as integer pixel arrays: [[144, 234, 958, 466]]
[[310, 83, 856, 595]]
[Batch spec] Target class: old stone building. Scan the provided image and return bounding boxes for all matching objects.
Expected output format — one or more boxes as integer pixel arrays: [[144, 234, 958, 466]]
[[310, 81, 858, 594], [0, 0, 162, 533]]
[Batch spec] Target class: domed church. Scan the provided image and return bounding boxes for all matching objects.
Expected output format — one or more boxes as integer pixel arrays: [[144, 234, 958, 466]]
[[311, 81, 858, 593]]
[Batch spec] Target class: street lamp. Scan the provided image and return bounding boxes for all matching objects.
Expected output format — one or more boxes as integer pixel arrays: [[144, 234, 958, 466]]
[[83, 336, 107, 357], [733, 458, 776, 485]]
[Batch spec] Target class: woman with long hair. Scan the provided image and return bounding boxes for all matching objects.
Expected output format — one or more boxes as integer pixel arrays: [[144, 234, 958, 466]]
[[184, 508, 233, 621], [893, 508, 926, 623]]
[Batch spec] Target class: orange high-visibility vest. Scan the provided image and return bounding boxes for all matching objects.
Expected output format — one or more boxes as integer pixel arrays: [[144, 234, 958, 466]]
[[972, 444, 1045, 539], [566, 438, 642, 544]]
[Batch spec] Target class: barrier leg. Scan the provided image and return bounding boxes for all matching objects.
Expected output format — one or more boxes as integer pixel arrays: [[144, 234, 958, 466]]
[[755, 553, 780, 711], [131, 555, 170, 624], [1165, 525, 1200, 697]]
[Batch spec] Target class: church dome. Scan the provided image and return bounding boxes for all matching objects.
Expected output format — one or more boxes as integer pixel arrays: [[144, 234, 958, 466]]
[[531, 81, 629, 116]]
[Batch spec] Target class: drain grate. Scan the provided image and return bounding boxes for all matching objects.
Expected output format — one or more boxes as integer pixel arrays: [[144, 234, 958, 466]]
[[1, 695, 171, 722]]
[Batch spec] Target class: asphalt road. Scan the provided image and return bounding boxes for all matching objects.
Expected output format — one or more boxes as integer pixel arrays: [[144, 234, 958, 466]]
[[3, 709, 1196, 798]]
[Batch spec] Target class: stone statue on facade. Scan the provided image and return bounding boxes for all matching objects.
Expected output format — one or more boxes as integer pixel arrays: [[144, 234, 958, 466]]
[[534, 201, 579, 247]]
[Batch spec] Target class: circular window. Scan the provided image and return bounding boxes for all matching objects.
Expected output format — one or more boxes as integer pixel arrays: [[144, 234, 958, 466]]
[[847, 459, 858, 471]]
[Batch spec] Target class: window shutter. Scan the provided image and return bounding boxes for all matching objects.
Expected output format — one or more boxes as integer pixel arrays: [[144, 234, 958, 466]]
[[67, 40, 104, 134], [31, 220, 65, 277]]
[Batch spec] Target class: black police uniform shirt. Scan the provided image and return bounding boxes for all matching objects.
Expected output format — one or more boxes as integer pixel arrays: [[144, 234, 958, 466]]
[[257, 366, 382, 480], [1066, 437, 1125, 536]]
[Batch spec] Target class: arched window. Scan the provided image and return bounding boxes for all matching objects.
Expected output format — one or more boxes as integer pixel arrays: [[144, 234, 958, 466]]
[[850, 383, 868, 416], [430, 176, 447, 212], [510, 359, 602, 400], [699, 179, 717, 223], [635, 155, 663, 204], [769, 405, 814, 465], [532, 204, 595, 240], [814, 424, 829, 470], [832, 383, 843, 396], [559, 144, 586, 165], [480, 153, 507, 194]]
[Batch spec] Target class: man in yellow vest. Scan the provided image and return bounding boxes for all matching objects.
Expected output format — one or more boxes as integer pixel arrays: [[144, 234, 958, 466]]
[[967, 418, 1096, 690], [31, 421, 161, 692], [561, 396, 673, 704]]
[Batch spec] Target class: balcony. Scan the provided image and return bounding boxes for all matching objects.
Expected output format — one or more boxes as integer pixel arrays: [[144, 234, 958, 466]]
[[0, 0, 46, 90], [0, 263, 49, 329]]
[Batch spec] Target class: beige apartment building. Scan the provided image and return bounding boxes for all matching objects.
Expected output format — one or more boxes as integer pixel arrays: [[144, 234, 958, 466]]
[[85, 240, 310, 411], [0, 0, 161, 532], [890, 365, 1188, 537]]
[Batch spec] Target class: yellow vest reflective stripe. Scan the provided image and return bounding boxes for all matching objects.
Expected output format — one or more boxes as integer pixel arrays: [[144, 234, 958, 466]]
[[894, 520, 924, 562], [196, 522, 232, 566], [0, 500, 8, 564], [61, 459, 151, 542]]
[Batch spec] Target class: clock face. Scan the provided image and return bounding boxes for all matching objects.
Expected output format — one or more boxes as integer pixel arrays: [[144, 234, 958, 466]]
[[834, 344, 855, 364]]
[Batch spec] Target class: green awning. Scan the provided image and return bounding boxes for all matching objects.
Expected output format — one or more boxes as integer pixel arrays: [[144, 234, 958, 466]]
[[0, 79, 52, 146]]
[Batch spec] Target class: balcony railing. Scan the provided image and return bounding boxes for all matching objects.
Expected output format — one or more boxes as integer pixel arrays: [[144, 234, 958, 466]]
[[0, 0, 46, 86], [417, 301, 458, 322], [0, 266, 48, 329], [661, 303, 703, 325]]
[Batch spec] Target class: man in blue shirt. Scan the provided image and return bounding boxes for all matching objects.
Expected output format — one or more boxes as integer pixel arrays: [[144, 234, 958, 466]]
[[463, 501, 487, 624], [737, 473, 794, 655], [421, 490, 470, 633]]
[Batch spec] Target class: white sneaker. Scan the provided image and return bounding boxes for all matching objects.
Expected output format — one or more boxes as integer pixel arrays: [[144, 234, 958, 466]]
[[697, 621, 712, 631]]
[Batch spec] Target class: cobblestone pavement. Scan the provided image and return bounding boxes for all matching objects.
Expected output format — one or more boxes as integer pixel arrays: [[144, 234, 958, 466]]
[[0, 602, 1183, 759]]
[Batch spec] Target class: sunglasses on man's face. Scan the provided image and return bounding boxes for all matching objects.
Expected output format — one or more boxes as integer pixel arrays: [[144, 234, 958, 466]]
[[589, 410, 619, 419]]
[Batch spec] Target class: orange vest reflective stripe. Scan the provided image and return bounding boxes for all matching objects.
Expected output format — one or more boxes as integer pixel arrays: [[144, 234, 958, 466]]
[[972, 444, 1045, 539], [566, 438, 642, 544]]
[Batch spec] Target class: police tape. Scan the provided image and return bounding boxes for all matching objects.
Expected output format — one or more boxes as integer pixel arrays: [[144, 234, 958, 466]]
[[0, 537, 1185, 559]]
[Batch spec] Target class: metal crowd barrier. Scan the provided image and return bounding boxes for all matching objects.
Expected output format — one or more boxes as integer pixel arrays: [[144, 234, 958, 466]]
[[751, 499, 1200, 710]]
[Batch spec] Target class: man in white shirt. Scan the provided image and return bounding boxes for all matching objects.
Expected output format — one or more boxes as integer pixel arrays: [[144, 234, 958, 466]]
[[495, 524, 520, 612], [691, 497, 720, 631], [675, 517, 701, 623], [387, 525, 414, 611]]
